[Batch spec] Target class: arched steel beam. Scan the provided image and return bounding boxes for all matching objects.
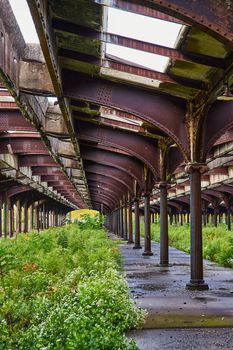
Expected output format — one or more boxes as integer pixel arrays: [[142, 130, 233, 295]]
[[18, 155, 57, 167], [203, 101, 233, 159], [63, 71, 188, 159], [0, 110, 35, 132], [32, 167, 61, 175], [150, 204, 160, 212], [8, 186, 33, 200], [92, 200, 111, 213], [201, 193, 214, 204], [214, 185, 233, 196], [0, 137, 47, 155], [95, 0, 233, 46], [80, 146, 144, 188], [85, 162, 134, 193], [88, 184, 122, 203], [167, 147, 185, 174], [89, 189, 119, 207], [172, 198, 190, 211], [86, 173, 129, 196], [41, 175, 67, 182], [203, 189, 224, 200], [76, 120, 160, 178], [167, 201, 183, 212], [90, 194, 115, 211], [88, 182, 124, 200], [88, 180, 125, 197]]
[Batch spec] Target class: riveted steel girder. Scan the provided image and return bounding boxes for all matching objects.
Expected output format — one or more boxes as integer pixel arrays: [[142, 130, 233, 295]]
[[88, 180, 126, 198], [81, 146, 144, 189], [0, 138, 47, 154], [0, 110, 35, 132], [84, 162, 134, 194], [63, 71, 188, 158], [52, 20, 224, 69], [203, 101, 233, 160], [88, 184, 122, 203], [18, 155, 57, 167], [89, 188, 119, 206], [90, 193, 116, 210], [86, 173, 129, 196], [31, 167, 60, 175], [95, 0, 233, 46], [76, 121, 160, 178]]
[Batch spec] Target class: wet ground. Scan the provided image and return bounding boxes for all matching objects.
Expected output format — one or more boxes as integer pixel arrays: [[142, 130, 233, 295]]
[[120, 240, 233, 349]]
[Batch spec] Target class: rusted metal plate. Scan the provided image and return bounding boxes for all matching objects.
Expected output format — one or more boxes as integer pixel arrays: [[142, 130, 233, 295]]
[[18, 155, 57, 167], [81, 146, 145, 189], [86, 173, 129, 195], [84, 162, 134, 194], [95, 0, 233, 45], [75, 120, 161, 178], [0, 138, 48, 154], [203, 101, 233, 160], [63, 71, 189, 158], [0, 110, 35, 131]]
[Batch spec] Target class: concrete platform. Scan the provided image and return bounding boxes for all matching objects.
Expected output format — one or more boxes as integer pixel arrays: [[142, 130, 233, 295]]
[[128, 328, 233, 350], [120, 241, 233, 349]]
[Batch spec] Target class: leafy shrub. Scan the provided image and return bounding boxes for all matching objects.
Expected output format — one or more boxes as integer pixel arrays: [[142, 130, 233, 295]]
[[0, 224, 144, 349], [77, 214, 103, 230]]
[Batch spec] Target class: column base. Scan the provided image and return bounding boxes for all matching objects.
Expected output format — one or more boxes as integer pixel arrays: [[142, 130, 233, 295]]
[[142, 251, 154, 256], [127, 240, 134, 244], [133, 245, 142, 249], [186, 280, 209, 291], [159, 262, 172, 267]]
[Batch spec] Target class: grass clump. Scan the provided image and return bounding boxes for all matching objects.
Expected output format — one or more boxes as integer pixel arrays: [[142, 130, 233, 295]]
[[151, 222, 233, 268], [0, 224, 144, 349]]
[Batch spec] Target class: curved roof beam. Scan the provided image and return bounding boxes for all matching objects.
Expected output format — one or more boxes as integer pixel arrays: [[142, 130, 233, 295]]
[[86, 173, 129, 195], [92, 200, 112, 213], [88, 184, 123, 203], [90, 193, 116, 210], [203, 101, 233, 160], [81, 146, 144, 188], [76, 120, 160, 178], [90, 189, 119, 207], [88, 180, 126, 198], [85, 162, 134, 194], [63, 71, 188, 159]]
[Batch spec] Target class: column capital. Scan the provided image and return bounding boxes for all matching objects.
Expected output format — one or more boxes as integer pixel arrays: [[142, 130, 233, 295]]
[[142, 191, 151, 197], [185, 163, 209, 174], [158, 181, 169, 189]]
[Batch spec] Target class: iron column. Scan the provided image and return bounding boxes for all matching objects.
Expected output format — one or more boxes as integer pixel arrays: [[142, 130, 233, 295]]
[[159, 182, 169, 266], [142, 193, 153, 256], [186, 164, 209, 290]]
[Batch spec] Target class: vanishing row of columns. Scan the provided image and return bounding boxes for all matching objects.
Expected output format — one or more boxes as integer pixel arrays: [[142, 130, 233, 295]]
[[106, 164, 210, 291], [0, 198, 65, 237]]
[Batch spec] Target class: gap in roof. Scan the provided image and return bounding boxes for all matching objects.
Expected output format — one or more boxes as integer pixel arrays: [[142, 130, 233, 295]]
[[107, 7, 183, 48], [106, 44, 169, 73], [9, 0, 39, 43], [106, 7, 183, 73]]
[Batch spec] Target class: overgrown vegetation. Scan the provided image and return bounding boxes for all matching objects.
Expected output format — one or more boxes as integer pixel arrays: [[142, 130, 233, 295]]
[[0, 222, 144, 349], [151, 223, 233, 268]]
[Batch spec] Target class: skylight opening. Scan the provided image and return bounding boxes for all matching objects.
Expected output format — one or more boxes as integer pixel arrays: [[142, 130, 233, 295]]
[[106, 7, 184, 74], [107, 7, 183, 48], [106, 44, 169, 73], [9, 0, 39, 43]]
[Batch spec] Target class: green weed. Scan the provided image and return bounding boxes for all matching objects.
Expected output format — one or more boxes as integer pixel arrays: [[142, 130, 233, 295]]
[[0, 224, 144, 349]]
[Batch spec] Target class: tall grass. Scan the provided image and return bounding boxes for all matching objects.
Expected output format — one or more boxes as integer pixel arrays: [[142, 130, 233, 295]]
[[0, 224, 144, 349], [151, 222, 233, 268]]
